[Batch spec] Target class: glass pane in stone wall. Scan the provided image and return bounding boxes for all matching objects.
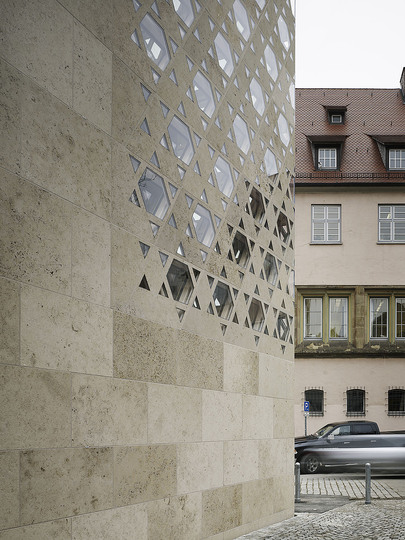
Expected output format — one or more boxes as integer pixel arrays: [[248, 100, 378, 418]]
[[278, 113, 290, 146], [233, 114, 250, 154], [138, 168, 170, 219], [167, 259, 194, 304], [264, 148, 278, 176], [213, 282, 234, 319], [232, 231, 250, 268], [263, 252, 278, 285], [277, 15, 290, 50], [192, 204, 215, 247], [249, 298, 265, 331], [173, 0, 195, 27], [140, 14, 171, 70], [193, 71, 216, 118], [250, 78, 265, 116], [168, 116, 195, 164], [233, 0, 250, 41], [214, 33, 234, 77], [214, 156, 234, 197], [264, 45, 278, 81]]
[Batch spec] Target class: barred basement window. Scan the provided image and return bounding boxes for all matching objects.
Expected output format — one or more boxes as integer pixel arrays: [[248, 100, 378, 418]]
[[346, 389, 365, 416], [388, 389, 405, 416], [304, 389, 324, 416]]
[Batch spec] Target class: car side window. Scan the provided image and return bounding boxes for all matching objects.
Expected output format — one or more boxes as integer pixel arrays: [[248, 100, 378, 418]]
[[331, 425, 351, 436]]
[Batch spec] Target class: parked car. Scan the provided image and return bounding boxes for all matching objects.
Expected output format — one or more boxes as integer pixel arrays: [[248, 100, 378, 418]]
[[295, 421, 405, 473]]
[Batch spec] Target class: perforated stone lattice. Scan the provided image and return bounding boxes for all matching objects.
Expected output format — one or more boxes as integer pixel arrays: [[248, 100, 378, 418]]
[[127, 0, 295, 350]]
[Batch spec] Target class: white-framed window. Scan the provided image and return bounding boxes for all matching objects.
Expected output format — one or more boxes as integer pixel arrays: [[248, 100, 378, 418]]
[[317, 147, 337, 169], [396, 298, 405, 339], [370, 297, 388, 339], [304, 297, 322, 339], [378, 205, 405, 242], [330, 114, 343, 124], [312, 205, 341, 243], [388, 149, 405, 170], [329, 297, 348, 339]]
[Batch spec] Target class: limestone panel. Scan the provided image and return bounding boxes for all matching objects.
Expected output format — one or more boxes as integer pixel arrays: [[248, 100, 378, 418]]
[[272, 475, 295, 515], [0, 171, 72, 293], [242, 478, 274, 524], [114, 445, 176, 505], [147, 493, 202, 540], [0, 0, 73, 105], [202, 390, 243, 441], [0, 278, 19, 365], [73, 21, 112, 134], [21, 286, 113, 376], [71, 504, 147, 540], [0, 520, 71, 540], [0, 451, 19, 530], [273, 398, 294, 439], [259, 354, 293, 399], [72, 374, 147, 447], [224, 440, 259, 486], [258, 438, 293, 479], [148, 384, 202, 444], [20, 447, 114, 524], [202, 485, 242, 537], [177, 442, 223, 494], [223, 343, 259, 395], [71, 207, 111, 306], [0, 59, 22, 174], [176, 332, 224, 391], [20, 82, 111, 220], [0, 365, 70, 450], [58, 0, 113, 49], [113, 312, 177, 385], [242, 395, 273, 440]]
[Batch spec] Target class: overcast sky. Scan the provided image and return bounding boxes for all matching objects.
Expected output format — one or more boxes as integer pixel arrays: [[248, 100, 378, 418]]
[[294, 0, 405, 89]]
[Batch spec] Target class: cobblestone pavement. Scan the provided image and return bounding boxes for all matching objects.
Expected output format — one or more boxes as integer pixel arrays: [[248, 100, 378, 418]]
[[300, 475, 401, 499], [238, 500, 405, 540]]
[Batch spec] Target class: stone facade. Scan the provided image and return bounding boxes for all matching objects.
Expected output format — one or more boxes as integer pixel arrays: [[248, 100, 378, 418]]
[[0, 0, 295, 538]]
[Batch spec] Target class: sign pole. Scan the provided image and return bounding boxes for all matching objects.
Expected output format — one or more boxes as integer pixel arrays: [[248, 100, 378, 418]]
[[303, 401, 310, 436]]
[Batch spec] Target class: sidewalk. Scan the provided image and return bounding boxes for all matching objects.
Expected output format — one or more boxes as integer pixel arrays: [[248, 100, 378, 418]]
[[236, 475, 405, 540]]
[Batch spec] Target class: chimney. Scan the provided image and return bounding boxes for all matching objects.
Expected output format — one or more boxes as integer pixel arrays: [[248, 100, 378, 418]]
[[401, 67, 405, 102]]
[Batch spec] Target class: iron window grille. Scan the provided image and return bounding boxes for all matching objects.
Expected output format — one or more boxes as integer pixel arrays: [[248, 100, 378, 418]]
[[346, 388, 365, 416], [388, 388, 405, 416], [304, 389, 324, 416]]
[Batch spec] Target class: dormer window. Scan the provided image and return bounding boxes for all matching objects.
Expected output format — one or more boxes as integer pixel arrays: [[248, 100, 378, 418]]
[[305, 135, 347, 171], [389, 149, 405, 170], [330, 114, 343, 124], [323, 105, 347, 125], [369, 135, 405, 171], [318, 147, 337, 169]]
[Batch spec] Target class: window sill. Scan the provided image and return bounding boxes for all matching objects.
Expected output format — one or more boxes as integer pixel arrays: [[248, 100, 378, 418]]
[[310, 241, 342, 246], [377, 242, 405, 245]]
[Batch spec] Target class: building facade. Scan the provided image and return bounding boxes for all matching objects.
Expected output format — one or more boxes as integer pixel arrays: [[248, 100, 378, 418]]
[[294, 70, 405, 437], [0, 0, 295, 538]]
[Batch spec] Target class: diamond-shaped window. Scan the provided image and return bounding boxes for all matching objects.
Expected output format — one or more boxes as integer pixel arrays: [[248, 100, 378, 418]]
[[249, 187, 265, 223], [264, 148, 278, 177], [192, 204, 215, 247], [263, 252, 278, 285], [138, 168, 170, 220], [249, 298, 265, 332], [168, 116, 195, 165], [277, 15, 290, 50], [277, 114, 290, 146], [213, 281, 234, 320], [214, 156, 234, 197], [140, 14, 171, 70], [173, 0, 195, 27], [277, 311, 290, 341], [277, 212, 290, 243], [233, 0, 250, 41], [289, 82, 295, 109], [193, 71, 216, 118], [214, 33, 234, 77], [250, 78, 265, 116], [264, 45, 278, 81], [233, 114, 250, 154], [167, 259, 194, 304], [232, 231, 250, 268]]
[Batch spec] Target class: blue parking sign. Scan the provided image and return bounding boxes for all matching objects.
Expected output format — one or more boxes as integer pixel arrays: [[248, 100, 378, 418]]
[[304, 401, 310, 412]]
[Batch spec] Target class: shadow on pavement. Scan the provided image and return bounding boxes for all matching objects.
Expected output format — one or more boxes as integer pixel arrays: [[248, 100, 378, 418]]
[[295, 494, 351, 514]]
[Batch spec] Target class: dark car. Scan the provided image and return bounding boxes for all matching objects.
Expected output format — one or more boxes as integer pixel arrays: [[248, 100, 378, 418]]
[[295, 421, 405, 473]]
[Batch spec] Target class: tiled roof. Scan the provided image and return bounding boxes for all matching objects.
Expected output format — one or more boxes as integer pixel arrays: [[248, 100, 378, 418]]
[[295, 88, 405, 185]]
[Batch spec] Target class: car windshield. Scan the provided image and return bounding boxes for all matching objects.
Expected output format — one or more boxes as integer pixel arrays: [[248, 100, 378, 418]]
[[314, 424, 335, 438]]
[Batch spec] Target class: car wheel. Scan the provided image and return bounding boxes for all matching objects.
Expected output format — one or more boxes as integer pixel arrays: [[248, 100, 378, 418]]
[[301, 453, 321, 474]]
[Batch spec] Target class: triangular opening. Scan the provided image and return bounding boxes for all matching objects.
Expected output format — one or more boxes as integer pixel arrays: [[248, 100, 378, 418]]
[[139, 242, 150, 258], [159, 252, 168, 267], [193, 297, 201, 309], [140, 118, 150, 135], [159, 283, 169, 297], [150, 152, 160, 168], [176, 308, 185, 321], [139, 275, 150, 290]]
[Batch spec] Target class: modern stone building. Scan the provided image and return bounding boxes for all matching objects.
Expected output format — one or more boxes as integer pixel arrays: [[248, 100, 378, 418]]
[[0, 0, 295, 538], [294, 69, 405, 437]]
